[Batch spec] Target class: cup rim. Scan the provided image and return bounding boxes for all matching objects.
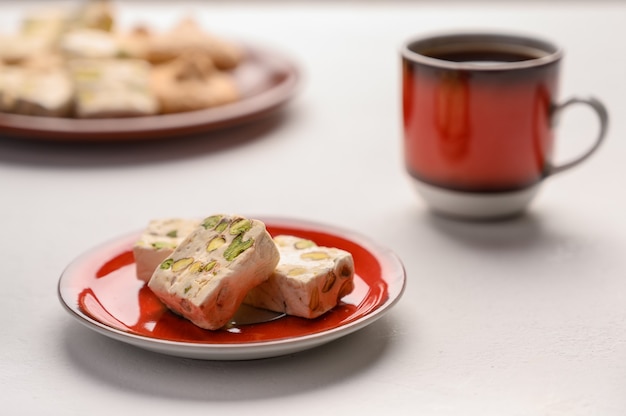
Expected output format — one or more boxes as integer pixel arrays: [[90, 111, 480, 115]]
[[401, 31, 563, 71]]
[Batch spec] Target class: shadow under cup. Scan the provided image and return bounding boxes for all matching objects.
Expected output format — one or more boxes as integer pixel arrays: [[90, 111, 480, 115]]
[[401, 32, 607, 219]]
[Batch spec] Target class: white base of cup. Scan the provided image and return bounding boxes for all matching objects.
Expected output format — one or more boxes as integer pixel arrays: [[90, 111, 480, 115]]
[[412, 179, 541, 220]]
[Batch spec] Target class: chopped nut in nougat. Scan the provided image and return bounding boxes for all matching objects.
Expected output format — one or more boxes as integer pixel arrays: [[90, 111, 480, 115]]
[[133, 218, 201, 282], [147, 214, 280, 330], [244, 235, 355, 319]]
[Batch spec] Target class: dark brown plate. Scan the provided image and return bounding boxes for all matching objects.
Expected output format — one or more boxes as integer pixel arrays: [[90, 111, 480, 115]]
[[0, 44, 300, 142]]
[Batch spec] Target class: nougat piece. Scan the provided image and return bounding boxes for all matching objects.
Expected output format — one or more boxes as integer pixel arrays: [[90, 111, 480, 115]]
[[70, 58, 159, 118], [20, 0, 114, 41], [72, 0, 115, 32], [60, 29, 121, 59], [133, 218, 201, 282], [148, 214, 280, 330], [20, 51, 65, 71], [13, 69, 73, 117], [20, 8, 70, 44], [244, 235, 355, 319], [0, 66, 24, 112], [0, 35, 51, 65], [0, 66, 73, 117]]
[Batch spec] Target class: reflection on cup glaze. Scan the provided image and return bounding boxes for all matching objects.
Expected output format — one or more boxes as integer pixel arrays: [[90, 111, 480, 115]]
[[532, 83, 553, 175], [435, 72, 470, 161]]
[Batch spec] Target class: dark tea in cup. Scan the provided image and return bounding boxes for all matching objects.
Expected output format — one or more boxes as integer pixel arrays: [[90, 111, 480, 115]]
[[401, 32, 608, 219]]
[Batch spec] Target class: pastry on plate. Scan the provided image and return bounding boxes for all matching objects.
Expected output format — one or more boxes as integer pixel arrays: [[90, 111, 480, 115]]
[[122, 18, 244, 70], [150, 51, 239, 114]]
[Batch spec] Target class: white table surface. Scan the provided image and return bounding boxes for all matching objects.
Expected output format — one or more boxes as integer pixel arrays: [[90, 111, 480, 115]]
[[2, 1, 625, 415]]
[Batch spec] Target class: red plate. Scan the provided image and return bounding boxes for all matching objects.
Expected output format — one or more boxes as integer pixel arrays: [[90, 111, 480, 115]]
[[58, 217, 405, 360], [0, 44, 299, 142]]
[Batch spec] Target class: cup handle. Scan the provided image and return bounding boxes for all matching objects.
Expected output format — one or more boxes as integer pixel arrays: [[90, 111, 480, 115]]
[[548, 96, 609, 176]]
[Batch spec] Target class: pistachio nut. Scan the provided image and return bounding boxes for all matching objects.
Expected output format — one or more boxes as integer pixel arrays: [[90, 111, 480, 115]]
[[152, 241, 176, 249], [159, 258, 174, 270], [229, 218, 252, 235], [203, 260, 217, 273], [300, 251, 330, 261], [172, 257, 194, 272], [201, 215, 223, 230], [215, 218, 230, 233], [189, 261, 204, 273], [207, 236, 226, 252], [294, 239, 316, 250], [286, 267, 307, 277], [223, 234, 254, 261]]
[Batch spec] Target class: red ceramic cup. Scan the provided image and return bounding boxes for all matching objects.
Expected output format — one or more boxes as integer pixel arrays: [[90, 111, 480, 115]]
[[402, 32, 608, 219]]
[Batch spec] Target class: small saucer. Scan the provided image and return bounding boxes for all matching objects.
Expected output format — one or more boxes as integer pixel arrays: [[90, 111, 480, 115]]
[[57, 217, 406, 360], [412, 179, 541, 220]]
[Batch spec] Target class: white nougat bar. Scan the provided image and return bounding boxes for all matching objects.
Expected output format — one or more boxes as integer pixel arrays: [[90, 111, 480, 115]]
[[69, 58, 159, 118], [133, 218, 201, 282], [147, 214, 280, 330], [244, 235, 355, 319], [0, 66, 73, 117]]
